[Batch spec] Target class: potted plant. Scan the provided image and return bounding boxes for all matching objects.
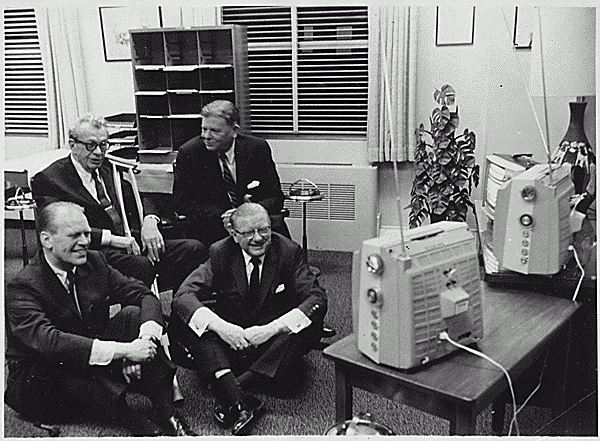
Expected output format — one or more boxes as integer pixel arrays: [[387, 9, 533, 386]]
[[409, 84, 480, 228]]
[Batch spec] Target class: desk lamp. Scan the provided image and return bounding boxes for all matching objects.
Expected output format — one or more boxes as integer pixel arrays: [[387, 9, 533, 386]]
[[529, 7, 596, 215]]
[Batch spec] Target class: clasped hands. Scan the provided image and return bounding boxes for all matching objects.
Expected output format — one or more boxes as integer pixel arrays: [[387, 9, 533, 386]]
[[121, 335, 158, 383], [109, 217, 165, 263], [210, 320, 282, 351]]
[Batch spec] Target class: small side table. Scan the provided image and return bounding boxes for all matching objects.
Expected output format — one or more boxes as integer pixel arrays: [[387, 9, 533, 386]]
[[5, 188, 36, 267], [288, 179, 323, 275]]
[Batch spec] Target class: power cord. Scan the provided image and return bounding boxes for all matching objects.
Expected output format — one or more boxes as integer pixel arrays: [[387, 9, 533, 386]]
[[567, 245, 585, 302], [438, 331, 520, 436]]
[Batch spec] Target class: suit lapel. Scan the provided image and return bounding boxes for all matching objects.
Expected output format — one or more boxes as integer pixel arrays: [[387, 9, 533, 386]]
[[41, 254, 83, 320], [259, 246, 278, 306], [230, 246, 249, 300], [63, 157, 100, 207], [99, 162, 119, 206], [234, 135, 248, 187]]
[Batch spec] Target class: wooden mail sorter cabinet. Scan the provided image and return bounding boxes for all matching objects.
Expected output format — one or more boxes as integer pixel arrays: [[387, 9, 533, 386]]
[[129, 25, 250, 159]]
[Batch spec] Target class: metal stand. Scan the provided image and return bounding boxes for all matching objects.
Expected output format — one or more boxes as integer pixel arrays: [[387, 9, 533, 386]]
[[288, 193, 323, 276], [5, 188, 36, 267]]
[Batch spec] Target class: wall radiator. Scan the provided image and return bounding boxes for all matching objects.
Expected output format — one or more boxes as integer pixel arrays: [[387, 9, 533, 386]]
[[276, 164, 378, 252]]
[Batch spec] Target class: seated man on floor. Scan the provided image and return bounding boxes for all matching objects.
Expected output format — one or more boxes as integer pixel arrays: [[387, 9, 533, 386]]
[[31, 113, 207, 293], [5, 201, 196, 436], [172, 99, 290, 246], [170, 202, 328, 435]]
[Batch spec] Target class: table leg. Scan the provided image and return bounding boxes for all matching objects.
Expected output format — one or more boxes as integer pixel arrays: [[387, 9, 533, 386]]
[[491, 399, 506, 435], [19, 210, 29, 266], [302, 202, 308, 263], [449, 403, 476, 435], [334, 365, 353, 423]]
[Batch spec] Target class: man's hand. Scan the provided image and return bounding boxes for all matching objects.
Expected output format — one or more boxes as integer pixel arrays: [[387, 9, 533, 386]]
[[109, 235, 141, 255], [209, 319, 250, 350], [122, 338, 157, 363], [243, 322, 283, 346], [122, 360, 142, 384], [221, 208, 236, 236], [141, 216, 165, 262]]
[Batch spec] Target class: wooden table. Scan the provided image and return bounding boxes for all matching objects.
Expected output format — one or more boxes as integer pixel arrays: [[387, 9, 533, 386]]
[[323, 285, 580, 435]]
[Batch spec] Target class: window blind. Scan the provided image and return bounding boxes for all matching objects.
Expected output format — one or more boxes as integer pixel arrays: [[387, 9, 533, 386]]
[[4, 8, 48, 137], [222, 6, 368, 137]]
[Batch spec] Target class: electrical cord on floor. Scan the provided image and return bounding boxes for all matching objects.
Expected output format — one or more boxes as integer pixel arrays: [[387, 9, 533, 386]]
[[568, 245, 585, 302], [515, 347, 550, 418], [438, 331, 520, 436]]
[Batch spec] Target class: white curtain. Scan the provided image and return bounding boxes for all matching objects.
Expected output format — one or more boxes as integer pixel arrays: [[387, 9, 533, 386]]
[[160, 6, 218, 27], [38, 8, 91, 150], [367, 6, 418, 163]]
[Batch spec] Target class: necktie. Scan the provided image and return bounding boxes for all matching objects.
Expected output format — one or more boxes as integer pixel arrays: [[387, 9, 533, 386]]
[[248, 257, 261, 310], [219, 153, 237, 207], [92, 171, 124, 235], [66, 270, 82, 316]]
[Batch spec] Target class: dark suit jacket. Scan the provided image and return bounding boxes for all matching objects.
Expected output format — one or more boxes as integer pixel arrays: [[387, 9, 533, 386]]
[[31, 155, 159, 249], [5, 250, 163, 415], [172, 134, 285, 224], [172, 233, 327, 330]]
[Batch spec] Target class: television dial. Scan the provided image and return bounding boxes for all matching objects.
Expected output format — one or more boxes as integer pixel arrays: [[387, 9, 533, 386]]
[[366, 253, 384, 275], [519, 214, 534, 227], [521, 185, 537, 201]]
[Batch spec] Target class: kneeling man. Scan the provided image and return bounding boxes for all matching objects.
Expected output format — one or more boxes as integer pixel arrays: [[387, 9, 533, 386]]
[[170, 202, 328, 435], [5, 202, 196, 436]]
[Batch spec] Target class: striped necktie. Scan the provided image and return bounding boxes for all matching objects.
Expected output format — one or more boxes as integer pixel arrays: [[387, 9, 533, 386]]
[[219, 153, 237, 207], [66, 270, 82, 316], [93, 171, 124, 235]]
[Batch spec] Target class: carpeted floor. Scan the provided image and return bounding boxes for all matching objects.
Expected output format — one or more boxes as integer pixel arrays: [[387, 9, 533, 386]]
[[3, 227, 595, 437]]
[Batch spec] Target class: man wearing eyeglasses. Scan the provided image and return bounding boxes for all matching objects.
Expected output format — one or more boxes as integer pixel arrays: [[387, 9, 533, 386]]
[[170, 202, 328, 435], [31, 113, 207, 294]]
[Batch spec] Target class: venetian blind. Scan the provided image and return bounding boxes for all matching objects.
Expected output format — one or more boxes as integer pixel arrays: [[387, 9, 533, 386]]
[[221, 5, 368, 137], [4, 8, 48, 137]]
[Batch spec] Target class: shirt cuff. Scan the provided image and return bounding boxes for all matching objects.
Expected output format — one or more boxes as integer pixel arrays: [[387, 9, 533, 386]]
[[139, 320, 163, 340], [100, 229, 112, 246], [144, 214, 161, 225], [89, 339, 119, 365], [276, 308, 311, 334], [189, 307, 220, 337]]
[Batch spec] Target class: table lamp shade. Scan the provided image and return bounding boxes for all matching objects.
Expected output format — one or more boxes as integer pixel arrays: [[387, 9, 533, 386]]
[[529, 7, 595, 98]]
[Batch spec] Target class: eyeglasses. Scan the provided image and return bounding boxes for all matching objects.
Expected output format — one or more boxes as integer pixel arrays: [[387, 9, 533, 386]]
[[234, 226, 271, 239], [71, 137, 110, 152]]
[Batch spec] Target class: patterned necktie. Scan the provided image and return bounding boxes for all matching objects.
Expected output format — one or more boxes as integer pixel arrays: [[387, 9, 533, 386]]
[[66, 270, 82, 316], [92, 171, 124, 235], [248, 257, 261, 309], [219, 153, 237, 207]]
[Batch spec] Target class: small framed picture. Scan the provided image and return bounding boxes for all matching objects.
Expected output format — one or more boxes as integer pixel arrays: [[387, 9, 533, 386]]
[[99, 6, 162, 62], [435, 6, 476, 47]]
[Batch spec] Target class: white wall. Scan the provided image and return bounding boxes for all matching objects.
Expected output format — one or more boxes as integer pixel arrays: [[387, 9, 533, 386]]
[[4, 6, 595, 238]]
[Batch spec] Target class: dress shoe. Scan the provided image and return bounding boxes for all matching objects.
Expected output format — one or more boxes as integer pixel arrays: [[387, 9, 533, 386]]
[[230, 394, 264, 436], [160, 414, 198, 436], [213, 400, 233, 428], [321, 326, 336, 339]]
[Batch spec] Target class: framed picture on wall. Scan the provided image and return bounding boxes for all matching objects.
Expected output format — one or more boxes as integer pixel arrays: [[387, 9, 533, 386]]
[[99, 6, 162, 62], [435, 6, 476, 46]]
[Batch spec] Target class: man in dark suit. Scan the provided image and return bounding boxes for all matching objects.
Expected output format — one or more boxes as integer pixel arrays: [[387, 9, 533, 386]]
[[172, 99, 290, 246], [5, 201, 196, 436], [31, 113, 207, 292], [170, 202, 327, 435]]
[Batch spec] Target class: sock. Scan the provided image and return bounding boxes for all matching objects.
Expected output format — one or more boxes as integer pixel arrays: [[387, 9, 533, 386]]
[[214, 371, 242, 406], [236, 370, 259, 388]]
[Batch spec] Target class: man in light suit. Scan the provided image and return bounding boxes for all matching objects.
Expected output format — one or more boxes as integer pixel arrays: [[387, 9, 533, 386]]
[[172, 99, 290, 246], [5, 201, 196, 436], [170, 202, 328, 435], [31, 113, 207, 292]]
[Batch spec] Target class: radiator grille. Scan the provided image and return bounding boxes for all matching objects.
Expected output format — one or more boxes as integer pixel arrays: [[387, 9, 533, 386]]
[[281, 182, 356, 221]]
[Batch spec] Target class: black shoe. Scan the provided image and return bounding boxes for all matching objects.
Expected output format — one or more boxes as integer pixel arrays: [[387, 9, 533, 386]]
[[213, 400, 233, 428], [160, 413, 197, 436], [230, 395, 264, 436], [322, 326, 336, 339]]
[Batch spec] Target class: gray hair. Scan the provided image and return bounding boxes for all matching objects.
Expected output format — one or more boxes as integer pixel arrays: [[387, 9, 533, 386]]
[[230, 202, 270, 229], [69, 113, 108, 139], [200, 100, 240, 127]]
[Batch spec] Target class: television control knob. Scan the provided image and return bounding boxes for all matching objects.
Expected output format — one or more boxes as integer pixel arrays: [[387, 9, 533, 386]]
[[366, 288, 381, 305], [519, 214, 533, 227]]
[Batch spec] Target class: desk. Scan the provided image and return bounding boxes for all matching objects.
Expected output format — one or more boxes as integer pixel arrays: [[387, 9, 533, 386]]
[[323, 285, 580, 435]]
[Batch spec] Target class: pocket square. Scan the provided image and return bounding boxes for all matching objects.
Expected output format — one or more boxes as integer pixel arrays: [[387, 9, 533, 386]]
[[275, 283, 285, 294]]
